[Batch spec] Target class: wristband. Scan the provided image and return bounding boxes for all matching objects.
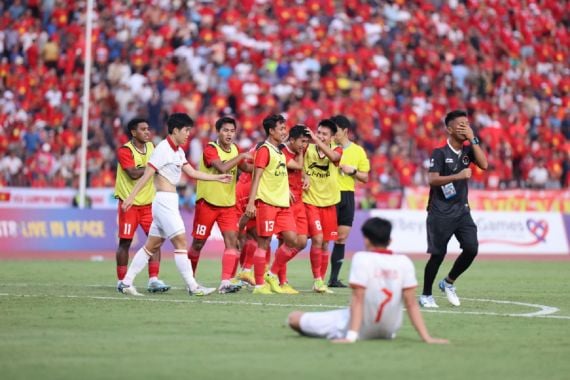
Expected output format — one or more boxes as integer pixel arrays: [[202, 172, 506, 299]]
[[350, 168, 357, 176], [471, 137, 480, 145], [345, 330, 358, 342]]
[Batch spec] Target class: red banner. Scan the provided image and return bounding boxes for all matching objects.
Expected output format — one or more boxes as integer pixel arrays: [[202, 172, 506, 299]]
[[403, 188, 570, 212]]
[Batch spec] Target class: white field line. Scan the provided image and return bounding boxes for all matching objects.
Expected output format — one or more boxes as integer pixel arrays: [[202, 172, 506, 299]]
[[0, 291, 569, 320]]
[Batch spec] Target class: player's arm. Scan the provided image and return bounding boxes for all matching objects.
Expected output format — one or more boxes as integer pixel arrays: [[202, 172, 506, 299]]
[[457, 122, 488, 171], [122, 165, 156, 211], [332, 285, 365, 343], [428, 150, 471, 186], [339, 160, 369, 183], [306, 128, 341, 163], [245, 166, 263, 218], [117, 147, 145, 180], [211, 152, 253, 173], [403, 287, 449, 344], [182, 162, 232, 183], [286, 149, 304, 171], [238, 158, 254, 173]]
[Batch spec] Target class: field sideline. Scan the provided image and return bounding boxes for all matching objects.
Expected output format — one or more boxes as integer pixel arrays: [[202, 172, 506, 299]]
[[1, 258, 569, 380]]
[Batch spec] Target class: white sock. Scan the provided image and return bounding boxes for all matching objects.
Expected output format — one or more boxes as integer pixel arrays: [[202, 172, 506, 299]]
[[174, 251, 198, 291], [123, 247, 151, 286]]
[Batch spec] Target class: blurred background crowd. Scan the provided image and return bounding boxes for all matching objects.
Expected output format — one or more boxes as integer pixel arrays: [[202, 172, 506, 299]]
[[0, 0, 568, 208]]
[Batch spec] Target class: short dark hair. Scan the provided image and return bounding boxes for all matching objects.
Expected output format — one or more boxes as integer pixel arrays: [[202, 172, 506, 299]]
[[361, 217, 392, 247], [215, 116, 237, 132], [126, 117, 148, 136], [262, 114, 286, 136], [330, 115, 351, 130], [167, 113, 193, 134], [317, 119, 337, 134], [288, 124, 310, 140], [444, 110, 468, 127]]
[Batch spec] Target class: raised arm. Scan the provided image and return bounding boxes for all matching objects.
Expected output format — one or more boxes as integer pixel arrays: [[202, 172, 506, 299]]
[[306, 128, 341, 163], [457, 122, 488, 171]]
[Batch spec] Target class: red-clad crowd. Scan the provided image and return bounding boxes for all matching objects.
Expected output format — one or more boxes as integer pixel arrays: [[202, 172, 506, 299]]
[[0, 0, 568, 204]]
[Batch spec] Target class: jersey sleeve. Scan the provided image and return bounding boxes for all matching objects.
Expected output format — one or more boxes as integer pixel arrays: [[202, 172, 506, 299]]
[[148, 144, 166, 171], [401, 256, 418, 289], [117, 146, 135, 169], [357, 147, 371, 172], [428, 148, 444, 174], [254, 146, 270, 169], [466, 145, 475, 164], [348, 253, 368, 288], [203, 144, 220, 168]]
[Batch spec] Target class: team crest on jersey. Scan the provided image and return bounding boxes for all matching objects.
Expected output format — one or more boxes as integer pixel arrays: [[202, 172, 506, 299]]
[[462, 155, 470, 166]]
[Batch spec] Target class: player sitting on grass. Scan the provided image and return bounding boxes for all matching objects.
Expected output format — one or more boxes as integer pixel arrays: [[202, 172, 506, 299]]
[[288, 217, 449, 344]]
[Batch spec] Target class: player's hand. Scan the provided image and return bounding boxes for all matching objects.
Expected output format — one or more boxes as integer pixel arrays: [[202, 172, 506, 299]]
[[331, 338, 356, 344], [459, 168, 472, 179], [424, 337, 449, 344], [245, 202, 256, 218], [456, 122, 474, 141], [302, 176, 310, 190], [121, 198, 133, 212], [217, 174, 233, 183], [340, 164, 356, 175], [305, 127, 317, 142], [241, 152, 253, 162]]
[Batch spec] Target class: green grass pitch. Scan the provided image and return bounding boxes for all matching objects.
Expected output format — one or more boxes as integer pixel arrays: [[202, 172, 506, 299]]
[[1, 259, 569, 380]]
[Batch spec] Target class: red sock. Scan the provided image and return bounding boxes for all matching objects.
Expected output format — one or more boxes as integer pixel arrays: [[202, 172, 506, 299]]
[[117, 265, 127, 281], [270, 245, 295, 278], [278, 248, 299, 284], [253, 247, 267, 285], [241, 239, 257, 270], [320, 250, 330, 279], [148, 261, 160, 279], [187, 247, 200, 274], [221, 249, 239, 280], [265, 247, 272, 268], [310, 246, 322, 279]]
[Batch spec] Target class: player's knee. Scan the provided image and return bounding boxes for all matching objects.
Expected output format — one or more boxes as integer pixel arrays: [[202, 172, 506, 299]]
[[288, 311, 303, 332], [192, 239, 206, 251], [463, 242, 479, 257], [296, 237, 308, 250]]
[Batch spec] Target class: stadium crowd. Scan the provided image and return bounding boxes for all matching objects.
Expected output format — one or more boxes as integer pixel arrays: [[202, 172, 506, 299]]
[[0, 0, 568, 204]]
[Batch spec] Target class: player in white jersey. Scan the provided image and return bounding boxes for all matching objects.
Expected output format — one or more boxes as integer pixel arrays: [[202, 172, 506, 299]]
[[288, 217, 448, 344], [117, 113, 232, 296]]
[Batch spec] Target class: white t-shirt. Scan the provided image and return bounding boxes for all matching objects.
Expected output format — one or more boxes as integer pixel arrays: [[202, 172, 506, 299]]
[[349, 251, 418, 339], [148, 137, 188, 186]]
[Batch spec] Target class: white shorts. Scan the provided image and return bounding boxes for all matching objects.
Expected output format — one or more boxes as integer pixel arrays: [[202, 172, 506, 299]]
[[299, 309, 350, 340], [149, 192, 185, 239], [299, 308, 398, 341]]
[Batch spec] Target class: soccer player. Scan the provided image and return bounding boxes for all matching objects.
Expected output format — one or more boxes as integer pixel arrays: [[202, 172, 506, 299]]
[[245, 114, 298, 294], [188, 116, 252, 294], [288, 217, 449, 344], [114, 118, 170, 293], [117, 113, 231, 296], [419, 110, 488, 308], [303, 119, 343, 293], [328, 115, 370, 288], [276, 124, 311, 294]]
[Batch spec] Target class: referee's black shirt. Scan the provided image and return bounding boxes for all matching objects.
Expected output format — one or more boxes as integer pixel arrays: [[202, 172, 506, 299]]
[[427, 142, 475, 217]]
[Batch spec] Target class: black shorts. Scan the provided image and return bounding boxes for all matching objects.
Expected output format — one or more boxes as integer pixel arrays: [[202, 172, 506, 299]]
[[426, 212, 478, 255], [336, 191, 355, 227]]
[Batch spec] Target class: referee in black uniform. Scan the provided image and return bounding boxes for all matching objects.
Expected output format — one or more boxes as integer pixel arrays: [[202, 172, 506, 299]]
[[419, 110, 488, 308]]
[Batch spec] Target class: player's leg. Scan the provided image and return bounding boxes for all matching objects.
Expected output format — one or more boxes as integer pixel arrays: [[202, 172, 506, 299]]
[[330, 192, 355, 287], [219, 230, 241, 293], [118, 233, 163, 296], [305, 204, 326, 291], [420, 214, 454, 308], [188, 200, 217, 272], [439, 213, 479, 306], [170, 232, 215, 296], [236, 225, 257, 285], [319, 206, 338, 285], [140, 204, 170, 293], [253, 201, 280, 294], [288, 309, 349, 340], [116, 201, 137, 285]]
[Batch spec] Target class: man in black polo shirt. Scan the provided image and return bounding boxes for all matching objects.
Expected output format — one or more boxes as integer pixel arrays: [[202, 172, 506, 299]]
[[419, 110, 488, 308]]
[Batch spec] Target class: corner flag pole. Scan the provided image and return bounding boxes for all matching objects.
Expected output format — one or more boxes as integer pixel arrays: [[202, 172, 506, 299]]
[[78, 0, 94, 209]]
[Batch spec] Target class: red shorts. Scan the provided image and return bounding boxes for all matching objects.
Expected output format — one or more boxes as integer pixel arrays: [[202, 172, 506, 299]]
[[117, 202, 152, 239], [291, 200, 308, 236], [192, 199, 238, 239], [305, 203, 338, 241], [255, 200, 295, 237]]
